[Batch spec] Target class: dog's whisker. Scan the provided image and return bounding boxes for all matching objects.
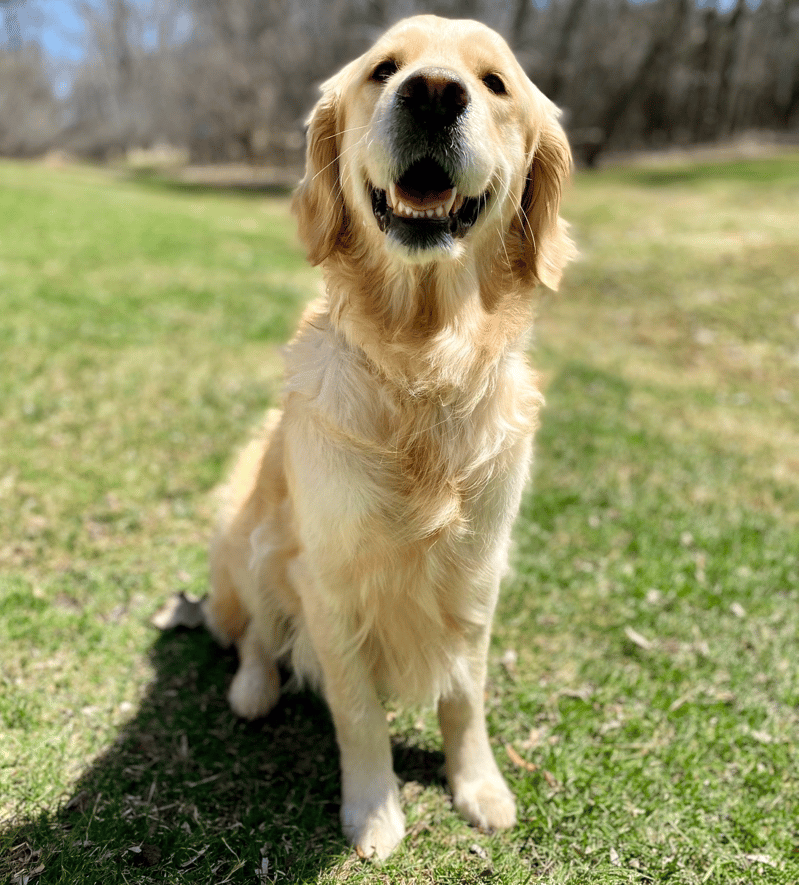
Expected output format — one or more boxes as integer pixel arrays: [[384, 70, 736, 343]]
[[487, 178, 514, 273], [306, 138, 365, 185], [315, 123, 370, 142]]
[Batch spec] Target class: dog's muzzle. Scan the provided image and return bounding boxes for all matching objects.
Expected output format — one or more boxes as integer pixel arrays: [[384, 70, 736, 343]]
[[369, 68, 491, 252]]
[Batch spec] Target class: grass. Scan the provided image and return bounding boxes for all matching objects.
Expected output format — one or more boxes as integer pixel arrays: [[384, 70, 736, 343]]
[[0, 152, 796, 884]]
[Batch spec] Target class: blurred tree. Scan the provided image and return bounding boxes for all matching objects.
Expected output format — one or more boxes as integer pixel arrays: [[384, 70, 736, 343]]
[[0, 0, 63, 156], [0, 0, 795, 164], [0, 0, 23, 49]]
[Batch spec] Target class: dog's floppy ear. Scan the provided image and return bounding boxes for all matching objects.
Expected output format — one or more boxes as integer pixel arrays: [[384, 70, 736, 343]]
[[292, 68, 351, 266], [518, 98, 575, 290]]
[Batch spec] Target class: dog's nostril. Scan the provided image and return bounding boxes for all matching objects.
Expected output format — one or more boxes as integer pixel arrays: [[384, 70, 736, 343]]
[[398, 70, 469, 125]]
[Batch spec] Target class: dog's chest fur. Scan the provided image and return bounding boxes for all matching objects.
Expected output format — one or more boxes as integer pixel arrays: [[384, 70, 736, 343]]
[[281, 306, 541, 700]]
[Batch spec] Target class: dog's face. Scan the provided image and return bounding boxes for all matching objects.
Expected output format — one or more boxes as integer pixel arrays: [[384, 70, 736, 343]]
[[294, 15, 572, 289]]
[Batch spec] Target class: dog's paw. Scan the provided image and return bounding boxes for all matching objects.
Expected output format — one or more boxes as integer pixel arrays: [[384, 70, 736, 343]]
[[227, 660, 280, 720], [341, 788, 405, 860], [452, 776, 517, 832]]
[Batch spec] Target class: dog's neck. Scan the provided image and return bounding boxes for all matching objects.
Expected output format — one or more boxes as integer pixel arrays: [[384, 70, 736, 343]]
[[322, 246, 535, 401]]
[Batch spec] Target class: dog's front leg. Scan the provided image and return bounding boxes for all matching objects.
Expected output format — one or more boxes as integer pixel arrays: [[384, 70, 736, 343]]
[[331, 668, 405, 859], [301, 588, 405, 859], [438, 625, 516, 832]]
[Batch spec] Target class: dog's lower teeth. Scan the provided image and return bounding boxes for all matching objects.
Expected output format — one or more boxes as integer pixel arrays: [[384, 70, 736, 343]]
[[372, 185, 489, 242]]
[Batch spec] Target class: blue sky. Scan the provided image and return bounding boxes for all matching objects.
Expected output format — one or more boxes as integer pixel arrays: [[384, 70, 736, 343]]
[[40, 3, 86, 61], [3, 0, 86, 59]]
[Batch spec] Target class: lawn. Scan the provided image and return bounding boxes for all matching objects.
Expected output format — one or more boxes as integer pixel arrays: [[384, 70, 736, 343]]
[[0, 153, 797, 885]]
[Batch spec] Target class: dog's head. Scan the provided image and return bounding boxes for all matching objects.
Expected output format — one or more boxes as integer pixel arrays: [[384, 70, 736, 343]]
[[293, 15, 572, 290]]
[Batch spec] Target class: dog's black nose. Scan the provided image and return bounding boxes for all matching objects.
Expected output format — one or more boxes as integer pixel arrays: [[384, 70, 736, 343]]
[[397, 69, 469, 127]]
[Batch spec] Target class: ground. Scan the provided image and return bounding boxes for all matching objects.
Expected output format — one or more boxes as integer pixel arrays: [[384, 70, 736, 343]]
[[0, 151, 796, 884]]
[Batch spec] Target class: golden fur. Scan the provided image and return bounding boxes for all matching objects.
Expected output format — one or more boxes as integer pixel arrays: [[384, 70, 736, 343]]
[[205, 15, 573, 859]]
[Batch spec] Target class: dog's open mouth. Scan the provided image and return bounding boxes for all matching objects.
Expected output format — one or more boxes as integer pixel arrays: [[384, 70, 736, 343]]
[[370, 157, 489, 250]]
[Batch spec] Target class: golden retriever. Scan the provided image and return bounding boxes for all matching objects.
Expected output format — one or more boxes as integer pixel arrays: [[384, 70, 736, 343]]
[[204, 14, 573, 859]]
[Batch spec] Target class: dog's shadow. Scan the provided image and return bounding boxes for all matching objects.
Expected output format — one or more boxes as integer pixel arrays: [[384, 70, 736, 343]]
[[4, 627, 446, 882]]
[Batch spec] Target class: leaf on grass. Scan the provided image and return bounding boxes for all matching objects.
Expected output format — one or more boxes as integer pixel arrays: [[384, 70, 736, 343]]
[[65, 790, 92, 813], [609, 847, 621, 866], [501, 648, 518, 676], [624, 626, 653, 650], [746, 728, 777, 745], [469, 843, 495, 877], [558, 686, 593, 702], [9, 841, 42, 885], [668, 691, 696, 713], [181, 848, 208, 869], [151, 591, 206, 631], [542, 770, 560, 790], [744, 853, 776, 868], [730, 602, 747, 618], [186, 773, 223, 788], [520, 727, 545, 750], [11, 865, 44, 885], [505, 743, 537, 772]]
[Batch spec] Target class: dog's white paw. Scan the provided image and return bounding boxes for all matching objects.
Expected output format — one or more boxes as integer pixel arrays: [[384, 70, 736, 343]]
[[227, 660, 280, 720], [452, 776, 516, 832], [341, 787, 405, 860]]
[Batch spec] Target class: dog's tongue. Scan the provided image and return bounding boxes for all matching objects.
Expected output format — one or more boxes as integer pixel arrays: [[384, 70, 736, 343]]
[[392, 182, 457, 213]]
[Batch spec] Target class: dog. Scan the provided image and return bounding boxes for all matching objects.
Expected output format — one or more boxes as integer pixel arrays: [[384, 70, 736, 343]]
[[204, 14, 573, 859]]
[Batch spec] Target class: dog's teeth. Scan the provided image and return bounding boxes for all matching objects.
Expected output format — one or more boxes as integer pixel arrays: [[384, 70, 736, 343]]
[[385, 191, 456, 220]]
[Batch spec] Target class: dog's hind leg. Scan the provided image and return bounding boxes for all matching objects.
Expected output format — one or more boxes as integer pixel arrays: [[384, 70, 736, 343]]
[[227, 618, 282, 720], [205, 546, 249, 648], [205, 548, 280, 719], [208, 539, 281, 719]]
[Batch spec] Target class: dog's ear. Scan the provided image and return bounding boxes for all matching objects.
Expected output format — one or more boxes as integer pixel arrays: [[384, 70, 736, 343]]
[[518, 99, 575, 290], [292, 70, 350, 266]]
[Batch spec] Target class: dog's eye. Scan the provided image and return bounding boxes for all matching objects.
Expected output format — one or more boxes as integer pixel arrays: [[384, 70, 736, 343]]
[[482, 73, 507, 96], [371, 60, 399, 84]]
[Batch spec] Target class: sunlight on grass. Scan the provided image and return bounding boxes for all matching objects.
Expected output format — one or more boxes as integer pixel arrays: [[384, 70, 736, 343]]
[[0, 156, 796, 885]]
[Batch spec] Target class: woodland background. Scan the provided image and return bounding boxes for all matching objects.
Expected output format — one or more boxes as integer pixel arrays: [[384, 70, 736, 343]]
[[0, 0, 797, 170]]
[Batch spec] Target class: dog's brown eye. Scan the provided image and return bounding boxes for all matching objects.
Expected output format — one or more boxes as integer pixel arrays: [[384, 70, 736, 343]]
[[371, 60, 399, 83], [482, 73, 507, 95]]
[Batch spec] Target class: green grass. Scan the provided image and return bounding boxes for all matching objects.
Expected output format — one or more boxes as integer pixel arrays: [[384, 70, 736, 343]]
[[0, 154, 797, 884]]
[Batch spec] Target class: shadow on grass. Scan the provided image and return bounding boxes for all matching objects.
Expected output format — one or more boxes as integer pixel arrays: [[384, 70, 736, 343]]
[[2, 627, 446, 883]]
